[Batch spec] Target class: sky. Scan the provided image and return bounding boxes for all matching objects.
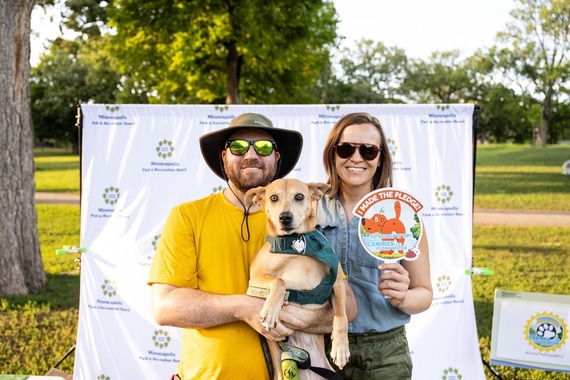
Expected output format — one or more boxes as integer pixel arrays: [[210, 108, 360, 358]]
[[30, 0, 517, 66], [333, 0, 516, 57]]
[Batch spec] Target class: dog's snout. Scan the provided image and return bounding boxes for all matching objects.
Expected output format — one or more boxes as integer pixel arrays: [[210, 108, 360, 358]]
[[279, 212, 293, 226], [361, 218, 366, 226]]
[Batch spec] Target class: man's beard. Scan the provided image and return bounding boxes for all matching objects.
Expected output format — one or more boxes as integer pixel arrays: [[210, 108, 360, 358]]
[[224, 158, 278, 193]]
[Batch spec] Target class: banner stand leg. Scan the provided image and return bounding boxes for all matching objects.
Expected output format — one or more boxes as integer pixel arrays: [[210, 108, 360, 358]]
[[482, 358, 505, 380]]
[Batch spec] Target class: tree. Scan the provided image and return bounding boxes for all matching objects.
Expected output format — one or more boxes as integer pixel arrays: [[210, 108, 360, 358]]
[[0, 0, 47, 296], [401, 50, 472, 103], [105, 0, 338, 104], [31, 36, 120, 151], [324, 39, 408, 104], [496, 0, 570, 146]]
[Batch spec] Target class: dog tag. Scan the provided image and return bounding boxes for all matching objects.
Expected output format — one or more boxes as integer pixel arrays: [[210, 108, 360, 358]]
[[291, 236, 306, 254]]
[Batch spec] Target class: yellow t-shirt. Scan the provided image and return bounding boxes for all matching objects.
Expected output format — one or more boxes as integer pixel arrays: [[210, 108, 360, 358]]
[[148, 192, 270, 380]]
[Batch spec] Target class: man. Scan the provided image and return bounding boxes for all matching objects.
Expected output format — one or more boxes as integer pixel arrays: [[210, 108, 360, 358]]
[[148, 113, 356, 379]]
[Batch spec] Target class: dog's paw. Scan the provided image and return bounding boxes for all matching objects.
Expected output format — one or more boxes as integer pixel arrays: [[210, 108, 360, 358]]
[[260, 303, 281, 332], [330, 336, 350, 369]]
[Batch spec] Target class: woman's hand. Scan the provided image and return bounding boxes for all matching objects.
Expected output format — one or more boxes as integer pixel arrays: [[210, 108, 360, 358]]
[[377, 262, 410, 308]]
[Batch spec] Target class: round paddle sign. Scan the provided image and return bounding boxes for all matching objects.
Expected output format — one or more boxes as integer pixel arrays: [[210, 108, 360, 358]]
[[352, 188, 424, 263]]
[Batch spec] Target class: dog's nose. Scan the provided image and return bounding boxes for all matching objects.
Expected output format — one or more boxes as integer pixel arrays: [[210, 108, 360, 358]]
[[279, 212, 293, 225], [361, 218, 366, 225]]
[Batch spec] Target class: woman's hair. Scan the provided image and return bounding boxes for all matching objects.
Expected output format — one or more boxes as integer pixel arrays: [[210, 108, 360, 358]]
[[323, 112, 393, 197]]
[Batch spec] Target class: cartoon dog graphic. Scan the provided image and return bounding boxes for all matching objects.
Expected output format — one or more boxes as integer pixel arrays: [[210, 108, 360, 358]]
[[379, 201, 406, 256], [361, 212, 387, 233]]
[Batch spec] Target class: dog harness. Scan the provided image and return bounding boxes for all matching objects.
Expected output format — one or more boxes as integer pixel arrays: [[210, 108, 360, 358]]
[[266, 230, 339, 305]]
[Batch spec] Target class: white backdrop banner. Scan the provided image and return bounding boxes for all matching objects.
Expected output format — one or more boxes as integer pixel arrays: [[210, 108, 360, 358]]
[[75, 104, 484, 380]]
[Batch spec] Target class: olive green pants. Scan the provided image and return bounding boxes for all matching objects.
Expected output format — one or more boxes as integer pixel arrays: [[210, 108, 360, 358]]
[[326, 326, 412, 380]]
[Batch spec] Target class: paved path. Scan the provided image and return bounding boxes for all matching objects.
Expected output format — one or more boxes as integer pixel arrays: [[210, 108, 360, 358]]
[[34, 192, 570, 227]]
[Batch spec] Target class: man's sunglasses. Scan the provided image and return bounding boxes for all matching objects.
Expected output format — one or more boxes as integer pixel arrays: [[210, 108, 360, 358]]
[[335, 142, 380, 161], [226, 139, 277, 156]]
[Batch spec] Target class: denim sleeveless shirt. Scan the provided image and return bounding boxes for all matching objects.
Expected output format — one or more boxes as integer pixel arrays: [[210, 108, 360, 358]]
[[316, 195, 410, 333]]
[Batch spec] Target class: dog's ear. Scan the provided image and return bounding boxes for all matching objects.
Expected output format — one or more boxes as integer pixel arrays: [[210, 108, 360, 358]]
[[307, 182, 331, 201], [244, 186, 267, 207]]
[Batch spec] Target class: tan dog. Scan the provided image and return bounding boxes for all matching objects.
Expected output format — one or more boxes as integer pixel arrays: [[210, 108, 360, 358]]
[[245, 178, 349, 380]]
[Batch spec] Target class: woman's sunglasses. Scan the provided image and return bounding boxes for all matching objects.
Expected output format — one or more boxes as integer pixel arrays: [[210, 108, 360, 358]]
[[335, 142, 380, 161], [226, 139, 276, 156]]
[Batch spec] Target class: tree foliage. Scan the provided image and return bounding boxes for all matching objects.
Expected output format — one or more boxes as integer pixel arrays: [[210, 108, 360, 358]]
[[31, 36, 120, 151], [324, 39, 407, 104], [496, 0, 570, 146], [402, 50, 472, 103], [106, 0, 338, 104], [30, 0, 570, 146]]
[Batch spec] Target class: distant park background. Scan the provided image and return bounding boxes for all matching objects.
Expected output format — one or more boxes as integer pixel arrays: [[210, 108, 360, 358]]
[[1, 0, 570, 379], [29, 0, 570, 152]]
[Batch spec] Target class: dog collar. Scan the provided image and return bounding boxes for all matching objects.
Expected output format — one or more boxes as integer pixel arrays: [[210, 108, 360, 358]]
[[266, 231, 339, 305]]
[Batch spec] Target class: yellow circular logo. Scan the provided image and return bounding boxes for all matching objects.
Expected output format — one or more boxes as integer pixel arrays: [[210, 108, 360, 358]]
[[525, 312, 568, 352]]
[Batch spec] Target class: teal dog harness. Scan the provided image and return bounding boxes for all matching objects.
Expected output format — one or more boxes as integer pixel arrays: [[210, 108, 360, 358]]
[[266, 230, 339, 305]]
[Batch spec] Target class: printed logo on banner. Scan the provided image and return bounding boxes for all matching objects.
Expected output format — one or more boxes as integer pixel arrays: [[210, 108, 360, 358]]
[[86, 277, 131, 312], [90, 185, 129, 219], [139, 328, 179, 364], [97, 374, 110, 380], [101, 279, 117, 298], [387, 137, 411, 172], [431, 274, 463, 306], [142, 139, 188, 174], [153, 329, 172, 349], [214, 105, 230, 112], [436, 274, 452, 294], [525, 312, 568, 352], [90, 105, 134, 127], [103, 186, 120, 206], [309, 105, 343, 127], [421, 184, 465, 221], [420, 105, 467, 127], [212, 186, 223, 194], [386, 138, 398, 157], [441, 367, 462, 379], [139, 233, 161, 267], [156, 139, 175, 159], [105, 105, 120, 112], [435, 184, 454, 204]]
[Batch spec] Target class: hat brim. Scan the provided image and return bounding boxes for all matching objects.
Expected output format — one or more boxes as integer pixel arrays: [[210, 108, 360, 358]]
[[199, 125, 303, 180]]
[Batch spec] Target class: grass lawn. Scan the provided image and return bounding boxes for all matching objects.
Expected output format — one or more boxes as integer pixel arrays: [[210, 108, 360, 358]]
[[0, 144, 569, 378]]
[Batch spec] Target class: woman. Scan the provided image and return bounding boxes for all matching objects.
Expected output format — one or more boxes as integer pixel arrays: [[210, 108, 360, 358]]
[[317, 112, 433, 379]]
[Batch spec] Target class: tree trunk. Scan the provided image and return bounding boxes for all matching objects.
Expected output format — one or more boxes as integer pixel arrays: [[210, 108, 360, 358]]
[[0, 0, 47, 296], [537, 94, 552, 147], [225, 40, 242, 105]]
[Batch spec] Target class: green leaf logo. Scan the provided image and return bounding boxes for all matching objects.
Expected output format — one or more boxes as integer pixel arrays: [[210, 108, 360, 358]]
[[435, 185, 453, 204], [156, 139, 175, 159], [102, 186, 120, 206], [101, 279, 117, 298], [152, 329, 172, 349]]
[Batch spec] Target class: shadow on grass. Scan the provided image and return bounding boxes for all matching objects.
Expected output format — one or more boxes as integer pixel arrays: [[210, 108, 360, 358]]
[[473, 244, 567, 255], [5, 273, 80, 309], [474, 300, 494, 339], [475, 172, 569, 195], [35, 161, 80, 172]]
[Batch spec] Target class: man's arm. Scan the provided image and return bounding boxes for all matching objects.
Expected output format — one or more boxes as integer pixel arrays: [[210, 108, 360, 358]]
[[151, 283, 305, 341]]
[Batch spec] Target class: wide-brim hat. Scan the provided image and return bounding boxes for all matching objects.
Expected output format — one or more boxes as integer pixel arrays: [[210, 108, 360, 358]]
[[199, 112, 303, 180]]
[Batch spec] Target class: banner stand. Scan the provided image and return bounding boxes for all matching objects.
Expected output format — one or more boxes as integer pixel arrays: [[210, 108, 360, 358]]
[[74, 104, 484, 379]]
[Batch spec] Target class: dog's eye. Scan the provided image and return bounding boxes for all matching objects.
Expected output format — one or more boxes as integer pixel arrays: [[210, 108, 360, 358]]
[[294, 193, 305, 201], [270, 195, 278, 202]]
